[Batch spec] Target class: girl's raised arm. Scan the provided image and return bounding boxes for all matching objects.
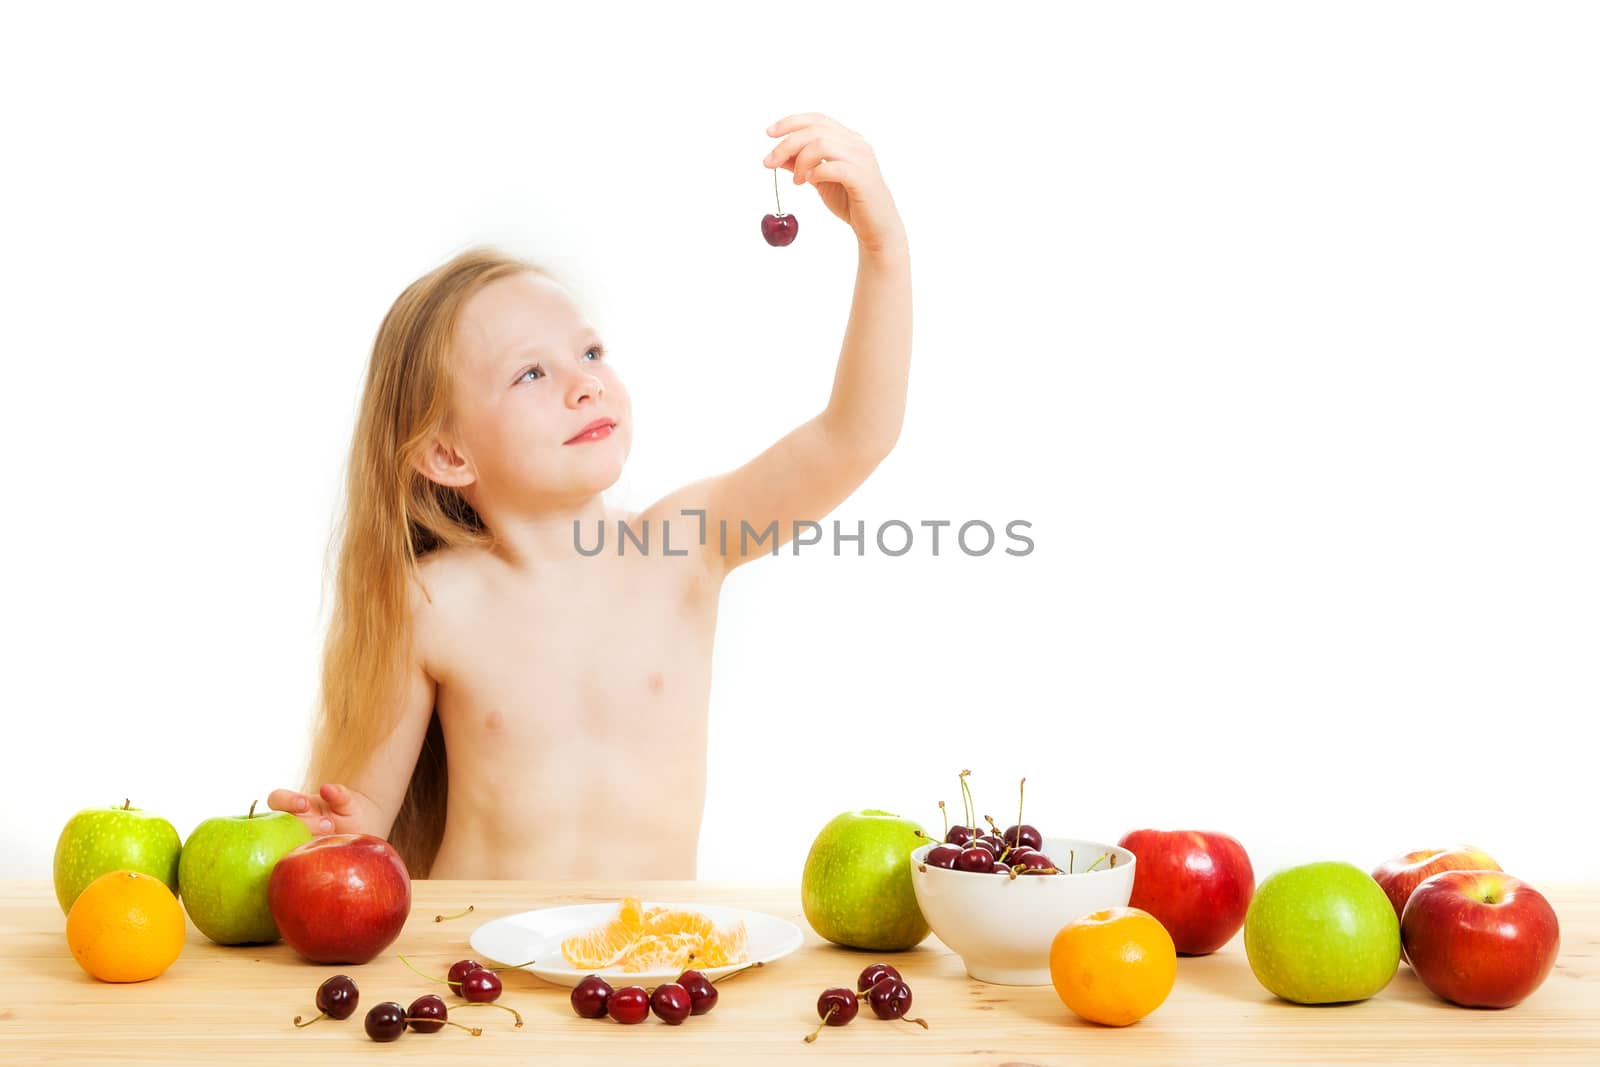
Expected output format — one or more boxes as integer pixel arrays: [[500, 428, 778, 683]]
[[639, 113, 911, 577]]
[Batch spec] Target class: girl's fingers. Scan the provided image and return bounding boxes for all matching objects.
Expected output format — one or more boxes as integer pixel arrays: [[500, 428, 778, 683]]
[[790, 143, 841, 185], [768, 132, 856, 179], [267, 789, 311, 814], [768, 112, 846, 137], [319, 783, 352, 813]]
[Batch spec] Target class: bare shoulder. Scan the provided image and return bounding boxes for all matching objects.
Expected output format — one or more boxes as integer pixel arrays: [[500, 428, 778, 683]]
[[628, 483, 725, 590], [409, 546, 492, 673]]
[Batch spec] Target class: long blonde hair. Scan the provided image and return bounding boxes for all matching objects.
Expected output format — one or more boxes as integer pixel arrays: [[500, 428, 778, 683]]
[[307, 245, 557, 878]]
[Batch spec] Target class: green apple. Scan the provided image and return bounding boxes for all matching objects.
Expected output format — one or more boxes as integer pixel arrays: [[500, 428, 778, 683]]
[[53, 800, 182, 915], [801, 809, 930, 951], [1244, 860, 1400, 1004], [178, 801, 313, 945]]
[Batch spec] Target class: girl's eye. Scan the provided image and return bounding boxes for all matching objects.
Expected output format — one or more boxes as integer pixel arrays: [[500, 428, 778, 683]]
[[515, 345, 603, 384]]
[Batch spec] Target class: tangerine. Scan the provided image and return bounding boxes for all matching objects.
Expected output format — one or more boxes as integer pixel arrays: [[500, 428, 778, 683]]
[[66, 869, 186, 982], [561, 897, 747, 972], [1049, 906, 1176, 1026]]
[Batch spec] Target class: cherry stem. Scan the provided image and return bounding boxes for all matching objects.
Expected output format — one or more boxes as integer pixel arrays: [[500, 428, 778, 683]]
[[773, 166, 782, 214], [1069, 849, 1075, 874], [455, 1001, 523, 1028], [434, 904, 475, 922], [711, 960, 764, 985], [486, 958, 535, 972], [396, 953, 449, 984], [408, 1017, 482, 1036], [292, 1012, 326, 1028], [248, 799, 258, 818], [938, 800, 948, 838], [982, 814, 1014, 860], [803, 1004, 837, 1043], [901, 1015, 930, 1030], [958, 770, 974, 834], [1083, 853, 1109, 873]]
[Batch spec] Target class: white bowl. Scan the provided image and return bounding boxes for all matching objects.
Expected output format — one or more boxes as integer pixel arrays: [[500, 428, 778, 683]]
[[910, 835, 1136, 985]]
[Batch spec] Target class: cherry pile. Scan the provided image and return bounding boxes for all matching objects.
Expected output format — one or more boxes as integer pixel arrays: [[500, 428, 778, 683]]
[[804, 963, 929, 1043], [919, 772, 1115, 877], [293, 971, 521, 1043], [571, 962, 761, 1025]]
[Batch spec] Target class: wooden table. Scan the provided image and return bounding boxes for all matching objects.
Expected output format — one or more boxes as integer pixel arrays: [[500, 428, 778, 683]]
[[3, 880, 1596, 1065]]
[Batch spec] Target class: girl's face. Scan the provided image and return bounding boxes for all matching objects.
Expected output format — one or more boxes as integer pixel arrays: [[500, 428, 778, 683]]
[[439, 271, 632, 506]]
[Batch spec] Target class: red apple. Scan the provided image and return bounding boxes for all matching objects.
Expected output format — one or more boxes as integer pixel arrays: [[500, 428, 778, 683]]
[[1401, 870, 1559, 1008], [1371, 845, 1500, 962], [267, 833, 411, 964], [1117, 829, 1255, 955]]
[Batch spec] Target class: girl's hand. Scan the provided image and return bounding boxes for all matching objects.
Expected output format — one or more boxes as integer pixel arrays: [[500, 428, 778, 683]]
[[267, 783, 364, 836], [764, 113, 906, 255]]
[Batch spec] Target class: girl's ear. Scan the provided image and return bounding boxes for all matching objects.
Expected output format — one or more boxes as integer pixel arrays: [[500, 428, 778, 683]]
[[414, 434, 477, 489]]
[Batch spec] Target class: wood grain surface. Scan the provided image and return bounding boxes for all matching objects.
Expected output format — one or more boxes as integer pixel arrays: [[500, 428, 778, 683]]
[[2, 879, 1595, 1065]]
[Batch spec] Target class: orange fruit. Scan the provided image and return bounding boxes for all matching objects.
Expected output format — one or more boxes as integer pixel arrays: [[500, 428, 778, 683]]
[[1049, 906, 1176, 1026], [66, 869, 186, 982], [561, 897, 748, 971]]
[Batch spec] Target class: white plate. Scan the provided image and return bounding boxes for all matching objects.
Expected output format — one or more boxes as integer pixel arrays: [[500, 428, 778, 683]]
[[468, 900, 804, 988]]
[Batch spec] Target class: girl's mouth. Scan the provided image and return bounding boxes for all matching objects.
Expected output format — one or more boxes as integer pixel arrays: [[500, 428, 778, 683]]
[[565, 419, 616, 445]]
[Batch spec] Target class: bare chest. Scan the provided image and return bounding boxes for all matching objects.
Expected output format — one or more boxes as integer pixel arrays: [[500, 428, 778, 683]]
[[421, 554, 719, 751]]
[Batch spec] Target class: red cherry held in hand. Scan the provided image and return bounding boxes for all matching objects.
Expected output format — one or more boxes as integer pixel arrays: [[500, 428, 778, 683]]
[[762, 214, 798, 246], [762, 164, 798, 246]]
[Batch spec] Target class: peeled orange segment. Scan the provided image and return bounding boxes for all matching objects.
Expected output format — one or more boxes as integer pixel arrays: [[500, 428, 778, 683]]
[[560, 897, 651, 969], [559, 897, 751, 971]]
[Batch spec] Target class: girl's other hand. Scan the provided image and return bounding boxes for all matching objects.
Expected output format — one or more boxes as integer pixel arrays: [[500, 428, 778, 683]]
[[764, 112, 906, 255], [267, 783, 363, 836]]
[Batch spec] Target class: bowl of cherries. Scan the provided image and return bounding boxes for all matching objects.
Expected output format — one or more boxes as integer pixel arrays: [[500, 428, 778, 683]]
[[909, 773, 1136, 985]]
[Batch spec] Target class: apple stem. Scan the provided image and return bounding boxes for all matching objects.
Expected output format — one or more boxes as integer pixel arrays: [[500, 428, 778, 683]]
[[123, 798, 131, 810], [455, 1001, 523, 1028], [803, 1003, 837, 1043], [773, 166, 782, 215], [901, 1015, 930, 1030], [434, 904, 476, 922], [409, 1016, 482, 1037], [396, 953, 449, 985], [292, 1012, 326, 1028], [248, 799, 258, 819]]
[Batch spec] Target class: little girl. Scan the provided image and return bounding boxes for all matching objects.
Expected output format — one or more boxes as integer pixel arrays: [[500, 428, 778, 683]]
[[268, 112, 912, 879]]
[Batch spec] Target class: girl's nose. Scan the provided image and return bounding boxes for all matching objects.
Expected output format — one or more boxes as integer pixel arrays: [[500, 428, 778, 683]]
[[567, 371, 604, 406]]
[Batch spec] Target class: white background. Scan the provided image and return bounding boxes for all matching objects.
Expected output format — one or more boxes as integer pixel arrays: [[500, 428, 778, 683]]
[[3, 2, 1596, 884]]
